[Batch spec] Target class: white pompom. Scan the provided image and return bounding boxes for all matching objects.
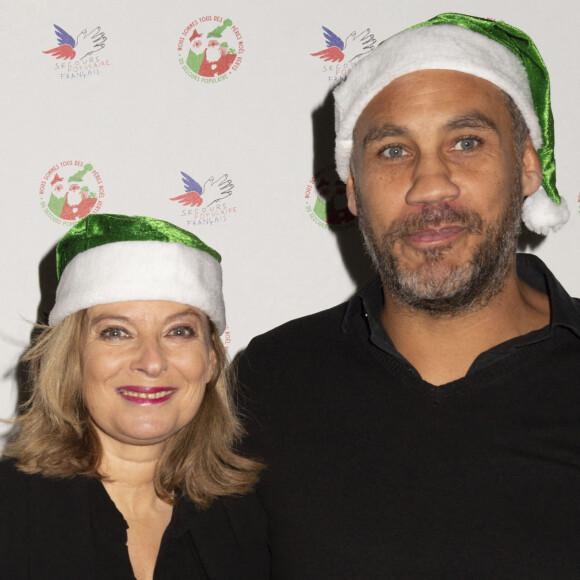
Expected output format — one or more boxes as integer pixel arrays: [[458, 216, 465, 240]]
[[521, 187, 570, 235]]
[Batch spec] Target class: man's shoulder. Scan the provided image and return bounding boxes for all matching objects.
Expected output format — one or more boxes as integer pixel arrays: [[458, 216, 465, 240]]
[[244, 301, 350, 353]]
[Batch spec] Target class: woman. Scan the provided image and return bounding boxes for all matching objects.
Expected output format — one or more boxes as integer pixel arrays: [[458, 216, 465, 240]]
[[0, 214, 268, 579]]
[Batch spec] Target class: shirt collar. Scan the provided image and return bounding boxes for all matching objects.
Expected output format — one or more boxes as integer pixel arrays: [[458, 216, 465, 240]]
[[343, 253, 580, 342], [516, 253, 580, 337]]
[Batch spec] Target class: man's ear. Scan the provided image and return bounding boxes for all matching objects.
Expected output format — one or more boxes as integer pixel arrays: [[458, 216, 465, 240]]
[[346, 174, 359, 216], [520, 138, 543, 197]]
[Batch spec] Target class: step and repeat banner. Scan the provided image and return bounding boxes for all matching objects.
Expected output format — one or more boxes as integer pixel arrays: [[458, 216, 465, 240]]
[[1, 0, 579, 436]]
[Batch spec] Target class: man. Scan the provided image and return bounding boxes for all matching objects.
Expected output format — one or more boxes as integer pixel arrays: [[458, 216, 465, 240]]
[[237, 13, 580, 579]]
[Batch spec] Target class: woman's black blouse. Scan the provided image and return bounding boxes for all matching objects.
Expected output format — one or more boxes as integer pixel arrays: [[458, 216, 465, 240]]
[[0, 459, 268, 579]]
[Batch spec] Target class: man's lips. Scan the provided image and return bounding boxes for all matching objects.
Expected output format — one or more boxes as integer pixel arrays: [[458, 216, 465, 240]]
[[116, 386, 177, 404], [403, 225, 466, 245]]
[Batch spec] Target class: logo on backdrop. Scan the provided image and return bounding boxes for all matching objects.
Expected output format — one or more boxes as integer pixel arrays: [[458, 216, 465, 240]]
[[43, 24, 110, 80], [39, 161, 104, 225], [170, 170, 237, 227], [304, 166, 355, 230], [311, 25, 376, 84], [222, 326, 231, 352], [177, 16, 244, 83]]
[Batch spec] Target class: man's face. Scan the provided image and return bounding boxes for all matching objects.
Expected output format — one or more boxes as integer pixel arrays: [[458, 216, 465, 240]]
[[347, 69, 540, 314]]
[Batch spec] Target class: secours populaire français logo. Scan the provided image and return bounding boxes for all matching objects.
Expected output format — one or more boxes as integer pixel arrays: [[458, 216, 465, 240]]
[[177, 16, 244, 83], [43, 24, 110, 80], [170, 170, 237, 227], [39, 161, 105, 225], [311, 25, 375, 84]]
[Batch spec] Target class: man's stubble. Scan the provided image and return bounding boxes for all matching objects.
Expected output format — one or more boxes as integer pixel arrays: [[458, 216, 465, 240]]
[[356, 171, 524, 316]]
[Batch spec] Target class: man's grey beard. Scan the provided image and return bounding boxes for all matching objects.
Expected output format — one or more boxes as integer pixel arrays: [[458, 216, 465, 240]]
[[357, 177, 523, 316]]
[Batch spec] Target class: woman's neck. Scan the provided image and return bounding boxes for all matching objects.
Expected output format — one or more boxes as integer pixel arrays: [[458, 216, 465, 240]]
[[96, 430, 174, 580], [97, 429, 167, 516]]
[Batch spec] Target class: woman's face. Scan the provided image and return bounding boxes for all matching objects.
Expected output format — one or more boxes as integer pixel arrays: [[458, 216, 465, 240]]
[[81, 300, 216, 451]]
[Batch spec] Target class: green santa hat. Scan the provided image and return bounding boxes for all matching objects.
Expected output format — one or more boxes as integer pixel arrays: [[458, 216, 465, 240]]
[[334, 12, 570, 235], [49, 214, 226, 334]]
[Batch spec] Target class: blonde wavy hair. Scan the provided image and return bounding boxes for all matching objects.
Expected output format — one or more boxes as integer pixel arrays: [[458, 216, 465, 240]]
[[4, 310, 262, 509]]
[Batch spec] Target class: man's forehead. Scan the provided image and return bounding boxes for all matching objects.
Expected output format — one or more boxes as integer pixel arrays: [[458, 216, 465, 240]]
[[354, 69, 507, 134]]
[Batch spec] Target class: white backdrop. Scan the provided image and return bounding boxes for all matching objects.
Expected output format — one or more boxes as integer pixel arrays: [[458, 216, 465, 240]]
[[1, 0, 579, 438]]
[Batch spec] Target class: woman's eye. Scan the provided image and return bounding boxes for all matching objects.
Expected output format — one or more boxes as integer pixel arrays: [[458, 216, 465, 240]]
[[169, 326, 196, 338], [381, 146, 407, 159], [453, 138, 479, 151], [99, 327, 129, 340]]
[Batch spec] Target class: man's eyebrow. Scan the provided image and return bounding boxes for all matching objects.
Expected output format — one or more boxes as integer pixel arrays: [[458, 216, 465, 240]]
[[360, 113, 498, 149], [444, 113, 498, 133], [361, 124, 409, 148]]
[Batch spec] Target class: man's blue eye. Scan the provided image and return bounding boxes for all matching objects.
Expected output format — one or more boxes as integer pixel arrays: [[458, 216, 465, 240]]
[[382, 146, 406, 158], [454, 138, 478, 151]]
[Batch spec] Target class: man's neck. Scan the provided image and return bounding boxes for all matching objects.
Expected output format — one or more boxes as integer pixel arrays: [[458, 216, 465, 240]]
[[381, 269, 550, 386]]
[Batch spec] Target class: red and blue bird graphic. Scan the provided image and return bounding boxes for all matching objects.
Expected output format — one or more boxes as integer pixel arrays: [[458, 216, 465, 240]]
[[43, 24, 107, 61], [311, 26, 376, 63], [170, 171, 234, 208], [170, 172, 204, 207]]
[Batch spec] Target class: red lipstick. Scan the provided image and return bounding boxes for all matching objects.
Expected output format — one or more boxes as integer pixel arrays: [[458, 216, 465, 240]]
[[116, 386, 177, 405]]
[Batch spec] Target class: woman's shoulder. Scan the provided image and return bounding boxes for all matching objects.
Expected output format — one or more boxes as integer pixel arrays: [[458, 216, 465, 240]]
[[219, 490, 268, 533], [0, 456, 23, 474], [0, 457, 75, 492], [187, 491, 269, 580], [196, 490, 267, 541], [0, 457, 33, 492], [0, 458, 112, 578], [0, 457, 91, 520], [0, 458, 35, 575]]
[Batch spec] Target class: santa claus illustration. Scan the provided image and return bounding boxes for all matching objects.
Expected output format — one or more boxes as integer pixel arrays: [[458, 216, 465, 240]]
[[59, 183, 97, 220], [186, 19, 237, 77]]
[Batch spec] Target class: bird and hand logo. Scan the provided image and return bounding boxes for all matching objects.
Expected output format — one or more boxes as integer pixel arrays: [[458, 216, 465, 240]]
[[170, 171, 237, 227], [43, 24, 110, 80], [311, 25, 376, 83]]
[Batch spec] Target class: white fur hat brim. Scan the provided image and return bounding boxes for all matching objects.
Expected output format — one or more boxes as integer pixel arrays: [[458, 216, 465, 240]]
[[49, 240, 226, 334], [334, 23, 542, 183]]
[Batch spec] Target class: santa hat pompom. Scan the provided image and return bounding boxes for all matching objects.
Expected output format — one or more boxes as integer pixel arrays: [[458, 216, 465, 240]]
[[522, 187, 570, 235]]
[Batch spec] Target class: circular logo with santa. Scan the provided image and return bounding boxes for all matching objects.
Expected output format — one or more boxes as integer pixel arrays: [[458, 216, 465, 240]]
[[39, 160, 105, 225], [177, 16, 244, 83], [304, 166, 355, 230]]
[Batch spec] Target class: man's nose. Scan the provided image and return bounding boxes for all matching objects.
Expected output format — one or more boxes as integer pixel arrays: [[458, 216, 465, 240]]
[[405, 152, 460, 207]]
